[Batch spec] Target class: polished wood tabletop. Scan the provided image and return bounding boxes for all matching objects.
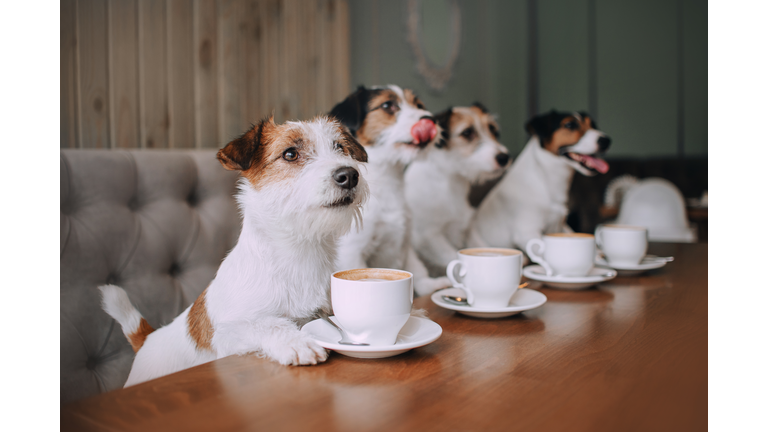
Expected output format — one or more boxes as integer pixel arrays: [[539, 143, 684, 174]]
[[62, 243, 707, 432]]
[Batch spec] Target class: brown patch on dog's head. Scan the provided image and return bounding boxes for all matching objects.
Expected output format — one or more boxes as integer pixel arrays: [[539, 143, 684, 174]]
[[334, 123, 368, 163], [525, 110, 595, 155], [128, 318, 155, 353], [217, 116, 316, 189], [437, 105, 502, 156], [187, 288, 214, 352]]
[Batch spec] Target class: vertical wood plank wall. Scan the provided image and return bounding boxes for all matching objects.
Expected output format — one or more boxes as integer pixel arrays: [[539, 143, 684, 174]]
[[61, 0, 351, 149]]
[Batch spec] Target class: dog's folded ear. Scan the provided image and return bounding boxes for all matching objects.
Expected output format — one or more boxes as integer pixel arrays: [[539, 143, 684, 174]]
[[339, 128, 368, 163], [217, 116, 276, 171], [471, 102, 488, 113], [329, 86, 371, 136], [433, 108, 453, 149]]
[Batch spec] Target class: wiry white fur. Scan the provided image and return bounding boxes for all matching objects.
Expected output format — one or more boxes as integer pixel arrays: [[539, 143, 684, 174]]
[[335, 85, 451, 297], [100, 117, 369, 387], [469, 126, 605, 250], [405, 109, 510, 273], [98, 285, 143, 341]]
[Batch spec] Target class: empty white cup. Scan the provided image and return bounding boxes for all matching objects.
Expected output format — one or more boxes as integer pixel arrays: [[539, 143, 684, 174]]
[[595, 224, 648, 266], [331, 268, 413, 346], [526, 233, 595, 277], [446, 248, 523, 308]]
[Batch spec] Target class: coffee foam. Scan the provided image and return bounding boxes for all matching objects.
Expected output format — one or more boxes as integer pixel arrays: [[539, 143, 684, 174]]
[[546, 233, 594, 238], [460, 248, 521, 257], [333, 268, 411, 281], [603, 224, 646, 231]]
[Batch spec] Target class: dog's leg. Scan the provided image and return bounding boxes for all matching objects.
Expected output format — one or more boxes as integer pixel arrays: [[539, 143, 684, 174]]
[[212, 316, 328, 366], [405, 245, 451, 297]]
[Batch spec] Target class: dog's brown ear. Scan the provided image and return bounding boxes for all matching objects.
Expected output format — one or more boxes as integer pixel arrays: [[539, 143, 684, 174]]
[[217, 117, 276, 171], [578, 111, 596, 129], [340, 128, 368, 163], [434, 107, 453, 149]]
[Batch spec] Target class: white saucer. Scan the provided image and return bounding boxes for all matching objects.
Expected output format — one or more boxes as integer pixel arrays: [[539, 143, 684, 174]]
[[523, 265, 617, 290], [595, 255, 671, 276], [301, 316, 442, 359], [430, 287, 547, 318]]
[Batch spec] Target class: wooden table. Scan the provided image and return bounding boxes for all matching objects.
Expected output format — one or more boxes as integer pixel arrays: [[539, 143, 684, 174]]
[[62, 243, 707, 432]]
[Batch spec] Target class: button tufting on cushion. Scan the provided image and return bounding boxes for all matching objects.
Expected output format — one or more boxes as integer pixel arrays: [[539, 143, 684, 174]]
[[60, 150, 241, 404]]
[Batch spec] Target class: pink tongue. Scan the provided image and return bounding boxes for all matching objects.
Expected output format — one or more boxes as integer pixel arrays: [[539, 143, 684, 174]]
[[581, 155, 610, 174], [410, 119, 437, 146]]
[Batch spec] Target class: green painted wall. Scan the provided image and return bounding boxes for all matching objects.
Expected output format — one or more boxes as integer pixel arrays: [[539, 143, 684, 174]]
[[348, 0, 707, 158]]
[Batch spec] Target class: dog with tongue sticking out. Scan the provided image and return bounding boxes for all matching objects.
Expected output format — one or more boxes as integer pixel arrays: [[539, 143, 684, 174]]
[[468, 110, 611, 252], [330, 85, 452, 297]]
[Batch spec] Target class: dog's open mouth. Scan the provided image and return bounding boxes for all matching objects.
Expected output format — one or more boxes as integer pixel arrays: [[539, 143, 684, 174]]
[[326, 195, 355, 208], [563, 151, 610, 174]]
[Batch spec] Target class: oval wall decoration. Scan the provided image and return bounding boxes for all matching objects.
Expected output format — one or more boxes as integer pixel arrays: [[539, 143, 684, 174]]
[[406, 0, 462, 91]]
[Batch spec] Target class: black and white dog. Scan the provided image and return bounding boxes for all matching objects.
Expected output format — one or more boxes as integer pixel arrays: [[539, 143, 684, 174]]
[[470, 110, 611, 250]]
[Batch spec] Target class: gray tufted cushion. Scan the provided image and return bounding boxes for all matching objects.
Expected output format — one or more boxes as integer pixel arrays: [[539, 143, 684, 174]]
[[60, 150, 241, 404]]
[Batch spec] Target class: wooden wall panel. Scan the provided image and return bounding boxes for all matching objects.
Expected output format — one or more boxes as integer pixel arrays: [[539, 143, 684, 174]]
[[108, 0, 140, 149], [168, 0, 196, 148], [194, 0, 220, 148], [60, 0, 351, 149], [77, 0, 110, 148], [139, 0, 169, 149], [61, 0, 78, 149]]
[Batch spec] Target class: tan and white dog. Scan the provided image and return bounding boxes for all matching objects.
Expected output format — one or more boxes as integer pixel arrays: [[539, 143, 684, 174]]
[[99, 116, 369, 386], [330, 85, 451, 296], [405, 103, 510, 274], [470, 110, 611, 251]]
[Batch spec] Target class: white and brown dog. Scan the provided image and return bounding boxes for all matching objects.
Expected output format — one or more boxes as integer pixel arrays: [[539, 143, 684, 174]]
[[405, 103, 510, 274], [470, 110, 611, 250], [99, 116, 369, 386], [329, 85, 451, 296]]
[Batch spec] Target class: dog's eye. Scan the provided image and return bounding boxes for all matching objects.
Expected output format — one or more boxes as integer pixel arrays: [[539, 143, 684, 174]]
[[416, 102, 425, 110], [282, 148, 299, 161], [564, 121, 579, 130], [381, 101, 399, 114], [334, 142, 344, 152], [460, 127, 476, 140], [488, 124, 500, 138]]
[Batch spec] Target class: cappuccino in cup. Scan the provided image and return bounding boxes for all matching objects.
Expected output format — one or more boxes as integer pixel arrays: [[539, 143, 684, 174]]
[[331, 269, 413, 346], [446, 248, 523, 308], [595, 224, 648, 266], [526, 233, 595, 277]]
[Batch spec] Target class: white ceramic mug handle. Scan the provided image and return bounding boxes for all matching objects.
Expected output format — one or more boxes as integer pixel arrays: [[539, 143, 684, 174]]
[[595, 226, 604, 249], [526, 238, 553, 277], [446, 260, 474, 305]]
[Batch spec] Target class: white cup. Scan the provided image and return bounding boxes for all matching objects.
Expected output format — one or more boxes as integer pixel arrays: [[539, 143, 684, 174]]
[[331, 268, 413, 346], [595, 224, 648, 266], [446, 248, 523, 308], [526, 233, 595, 277]]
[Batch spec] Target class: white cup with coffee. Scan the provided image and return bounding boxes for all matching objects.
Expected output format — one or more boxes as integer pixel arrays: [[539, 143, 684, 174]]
[[525, 233, 595, 277], [446, 248, 523, 308], [331, 268, 413, 346], [595, 224, 648, 266]]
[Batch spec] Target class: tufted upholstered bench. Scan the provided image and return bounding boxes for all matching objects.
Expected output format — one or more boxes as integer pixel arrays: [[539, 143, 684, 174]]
[[60, 150, 241, 404]]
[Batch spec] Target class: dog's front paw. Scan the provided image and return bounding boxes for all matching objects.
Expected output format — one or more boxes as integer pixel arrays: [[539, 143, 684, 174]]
[[267, 335, 328, 366]]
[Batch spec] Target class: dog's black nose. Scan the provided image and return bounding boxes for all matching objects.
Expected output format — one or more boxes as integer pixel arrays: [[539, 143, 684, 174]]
[[495, 153, 510, 167], [333, 167, 359, 189], [598, 136, 611, 151]]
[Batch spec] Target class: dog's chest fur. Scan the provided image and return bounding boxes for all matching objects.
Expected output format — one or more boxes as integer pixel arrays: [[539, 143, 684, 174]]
[[355, 161, 411, 269]]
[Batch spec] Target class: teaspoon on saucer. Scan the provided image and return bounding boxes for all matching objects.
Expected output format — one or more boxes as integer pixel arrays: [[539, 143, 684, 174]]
[[442, 282, 529, 306], [318, 312, 370, 346]]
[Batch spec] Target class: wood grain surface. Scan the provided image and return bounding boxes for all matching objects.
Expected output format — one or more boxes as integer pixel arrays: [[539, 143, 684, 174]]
[[61, 243, 707, 432], [60, 0, 351, 150]]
